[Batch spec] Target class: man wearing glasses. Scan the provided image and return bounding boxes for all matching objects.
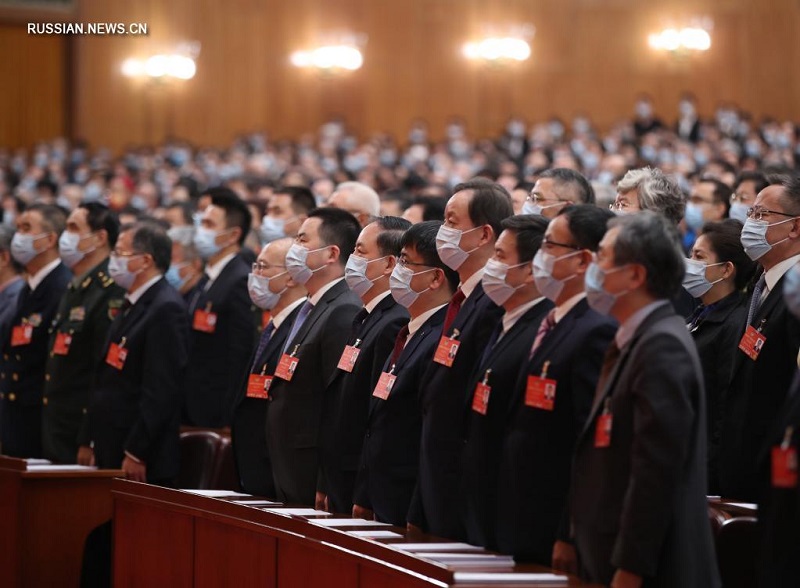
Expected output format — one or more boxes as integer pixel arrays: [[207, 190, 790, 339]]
[[523, 168, 595, 219], [719, 174, 800, 502], [82, 221, 189, 485]]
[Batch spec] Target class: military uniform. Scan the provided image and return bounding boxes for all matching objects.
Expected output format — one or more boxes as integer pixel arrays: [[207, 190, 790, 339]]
[[42, 259, 125, 463]]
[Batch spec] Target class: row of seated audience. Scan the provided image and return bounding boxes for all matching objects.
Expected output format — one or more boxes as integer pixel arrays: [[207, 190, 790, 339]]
[[1, 128, 800, 585]]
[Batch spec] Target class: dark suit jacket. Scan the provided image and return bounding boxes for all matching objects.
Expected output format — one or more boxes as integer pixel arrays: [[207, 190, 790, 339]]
[[719, 273, 800, 501], [410, 282, 504, 539], [0, 277, 25, 345], [0, 262, 71, 458], [266, 279, 362, 505], [459, 298, 553, 549], [353, 306, 446, 526], [231, 303, 301, 497], [183, 255, 257, 427], [86, 278, 190, 482], [319, 293, 409, 513], [571, 303, 720, 587], [495, 299, 616, 563], [688, 290, 748, 493]]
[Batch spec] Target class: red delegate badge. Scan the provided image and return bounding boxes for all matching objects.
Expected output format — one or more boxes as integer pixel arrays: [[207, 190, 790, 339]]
[[11, 324, 33, 347], [53, 332, 73, 356], [372, 371, 396, 400], [738, 324, 766, 361], [106, 342, 128, 370], [246, 374, 273, 399], [193, 308, 218, 333], [433, 334, 460, 367]]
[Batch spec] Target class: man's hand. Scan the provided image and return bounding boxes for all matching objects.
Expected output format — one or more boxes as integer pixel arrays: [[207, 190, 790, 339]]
[[315, 491, 329, 512], [352, 504, 374, 520], [122, 456, 147, 482], [551, 540, 578, 574], [77, 445, 95, 466], [611, 569, 643, 588]]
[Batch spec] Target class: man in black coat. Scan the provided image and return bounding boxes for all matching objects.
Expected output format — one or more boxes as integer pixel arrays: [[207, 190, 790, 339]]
[[352, 221, 457, 525], [409, 177, 510, 539], [267, 208, 362, 506], [43, 203, 125, 464], [719, 175, 800, 502], [459, 214, 553, 549], [496, 206, 617, 566], [318, 217, 410, 514], [183, 188, 257, 427], [231, 237, 306, 497], [570, 212, 719, 588], [83, 222, 189, 485], [1, 204, 71, 458]]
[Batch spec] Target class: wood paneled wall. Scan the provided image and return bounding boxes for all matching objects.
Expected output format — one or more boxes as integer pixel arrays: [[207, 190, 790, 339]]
[[3, 0, 800, 151]]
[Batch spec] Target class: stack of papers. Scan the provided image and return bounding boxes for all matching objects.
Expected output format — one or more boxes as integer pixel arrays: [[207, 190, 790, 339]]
[[420, 553, 515, 568], [348, 530, 403, 539], [453, 572, 568, 584], [392, 542, 483, 552], [180, 489, 251, 497], [263, 507, 332, 517], [311, 518, 391, 528]]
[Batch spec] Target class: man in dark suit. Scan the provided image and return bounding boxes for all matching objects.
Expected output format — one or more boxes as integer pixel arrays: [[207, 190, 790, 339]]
[[43, 203, 125, 464], [352, 221, 457, 525], [1, 204, 71, 458], [231, 237, 306, 497], [267, 208, 362, 506], [183, 188, 257, 427], [318, 216, 411, 514], [719, 175, 800, 502], [571, 211, 719, 588], [0, 226, 24, 360], [82, 222, 189, 485], [495, 206, 617, 564], [409, 177, 511, 539], [460, 214, 553, 549]]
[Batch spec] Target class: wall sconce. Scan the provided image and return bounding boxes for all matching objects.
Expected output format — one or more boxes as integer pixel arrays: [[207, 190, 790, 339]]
[[290, 45, 363, 71], [648, 26, 711, 53], [463, 24, 534, 64], [122, 54, 197, 80]]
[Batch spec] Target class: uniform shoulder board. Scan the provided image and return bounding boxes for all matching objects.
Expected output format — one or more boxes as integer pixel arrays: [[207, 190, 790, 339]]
[[81, 276, 93, 289]]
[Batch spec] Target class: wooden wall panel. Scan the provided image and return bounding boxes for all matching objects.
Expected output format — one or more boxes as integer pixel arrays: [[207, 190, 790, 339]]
[[4, 0, 800, 150]]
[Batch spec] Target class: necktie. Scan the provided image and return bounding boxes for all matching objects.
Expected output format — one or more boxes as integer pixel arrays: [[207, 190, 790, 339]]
[[349, 308, 370, 342], [388, 325, 410, 368], [189, 275, 210, 314], [687, 304, 713, 331], [251, 320, 276, 371], [594, 341, 622, 403], [282, 299, 314, 354], [529, 308, 557, 359], [442, 289, 465, 335], [478, 322, 504, 369], [746, 273, 767, 326]]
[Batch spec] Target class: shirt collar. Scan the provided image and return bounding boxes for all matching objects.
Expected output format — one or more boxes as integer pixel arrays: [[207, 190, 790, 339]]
[[365, 290, 391, 314], [126, 275, 163, 306], [27, 259, 63, 291], [204, 253, 237, 284], [460, 268, 485, 299], [764, 253, 800, 293], [272, 297, 306, 330], [615, 300, 669, 350], [309, 277, 344, 306], [408, 303, 447, 339], [554, 292, 586, 324], [502, 297, 546, 336]]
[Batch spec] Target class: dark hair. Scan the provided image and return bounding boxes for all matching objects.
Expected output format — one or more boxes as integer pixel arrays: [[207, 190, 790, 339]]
[[409, 196, 447, 222], [609, 211, 685, 299], [453, 177, 514, 240], [699, 219, 757, 290], [204, 187, 252, 246], [308, 207, 361, 266], [274, 186, 316, 215], [557, 204, 615, 251], [79, 202, 120, 248], [166, 201, 194, 225], [499, 214, 548, 263], [733, 171, 768, 196], [539, 168, 595, 205], [127, 221, 172, 273], [400, 220, 459, 292], [777, 173, 800, 216], [0, 225, 23, 273], [698, 177, 732, 216], [27, 203, 66, 235], [373, 216, 412, 257], [36, 179, 58, 197]]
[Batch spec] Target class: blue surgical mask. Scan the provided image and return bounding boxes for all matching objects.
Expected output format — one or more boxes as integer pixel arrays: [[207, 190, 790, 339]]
[[285, 243, 328, 285], [684, 203, 705, 233], [260, 216, 288, 244], [389, 264, 434, 308], [108, 254, 143, 291], [58, 231, 95, 269], [193, 226, 228, 260], [11, 232, 49, 266], [481, 258, 527, 306], [729, 202, 749, 223], [532, 249, 581, 302], [740, 216, 796, 261], [248, 272, 287, 310], [165, 263, 190, 290], [682, 258, 726, 298], [345, 255, 387, 297], [585, 262, 629, 315], [435, 225, 482, 271]]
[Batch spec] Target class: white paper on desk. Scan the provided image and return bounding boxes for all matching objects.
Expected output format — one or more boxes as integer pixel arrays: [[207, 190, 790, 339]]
[[311, 518, 391, 527], [180, 489, 251, 497], [231, 500, 281, 506], [27, 464, 96, 471], [349, 530, 403, 538], [264, 507, 332, 516], [421, 553, 515, 568], [392, 542, 483, 552], [453, 572, 568, 584], [725, 502, 758, 510], [25, 458, 52, 465]]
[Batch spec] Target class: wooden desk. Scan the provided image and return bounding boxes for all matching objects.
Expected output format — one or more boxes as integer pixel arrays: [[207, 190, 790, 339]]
[[113, 480, 597, 587], [0, 456, 123, 588]]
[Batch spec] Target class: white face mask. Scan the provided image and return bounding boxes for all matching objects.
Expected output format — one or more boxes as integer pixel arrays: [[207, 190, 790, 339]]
[[481, 258, 528, 306], [285, 243, 328, 285], [58, 231, 95, 269], [260, 216, 292, 244], [247, 272, 287, 310], [682, 258, 726, 298], [729, 202, 749, 223], [11, 232, 49, 266], [345, 254, 388, 297], [193, 226, 230, 260], [740, 216, 796, 261], [167, 226, 195, 247], [108, 254, 143, 291], [532, 248, 582, 302], [522, 200, 563, 216], [435, 225, 482, 271], [389, 263, 435, 308], [584, 262, 629, 316]]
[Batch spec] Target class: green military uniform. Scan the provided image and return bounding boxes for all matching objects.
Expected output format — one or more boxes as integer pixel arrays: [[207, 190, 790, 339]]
[[41, 258, 125, 463]]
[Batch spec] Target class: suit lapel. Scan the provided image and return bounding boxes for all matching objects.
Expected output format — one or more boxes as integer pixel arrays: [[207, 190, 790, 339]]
[[291, 281, 347, 347]]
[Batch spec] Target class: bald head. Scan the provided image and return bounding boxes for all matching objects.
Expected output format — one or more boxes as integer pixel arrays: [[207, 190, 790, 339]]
[[329, 182, 380, 227]]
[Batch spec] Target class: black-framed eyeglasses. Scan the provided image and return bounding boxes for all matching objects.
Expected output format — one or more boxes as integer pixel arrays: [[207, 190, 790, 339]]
[[746, 207, 797, 222], [252, 262, 286, 273], [397, 257, 433, 268], [541, 238, 580, 250]]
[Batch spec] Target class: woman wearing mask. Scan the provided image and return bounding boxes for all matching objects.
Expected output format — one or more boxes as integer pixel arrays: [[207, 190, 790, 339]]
[[683, 219, 757, 493]]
